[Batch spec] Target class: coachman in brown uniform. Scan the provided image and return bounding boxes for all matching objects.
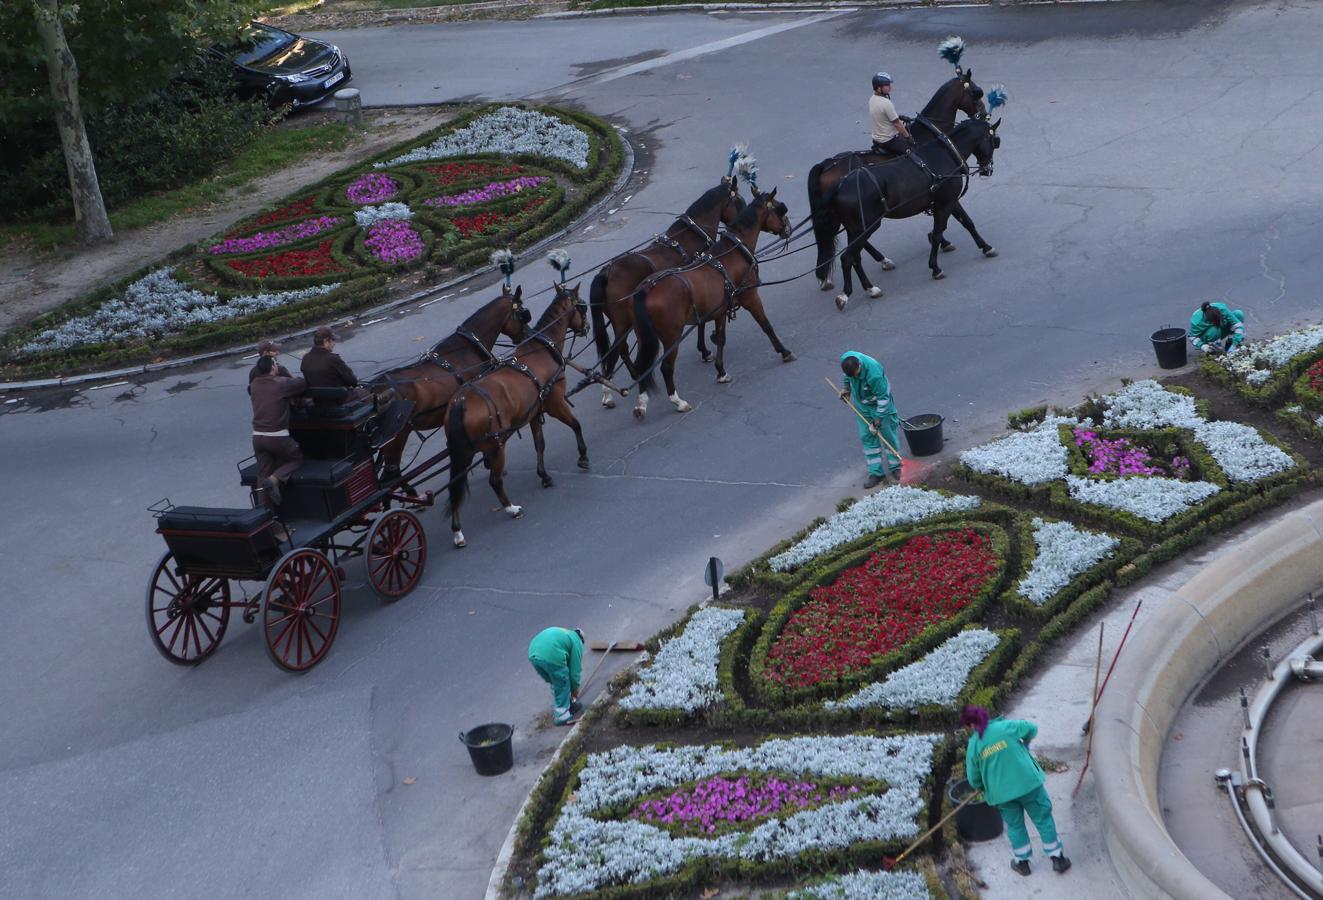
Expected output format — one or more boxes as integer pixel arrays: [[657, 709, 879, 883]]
[[301, 326, 365, 403], [249, 355, 306, 505]]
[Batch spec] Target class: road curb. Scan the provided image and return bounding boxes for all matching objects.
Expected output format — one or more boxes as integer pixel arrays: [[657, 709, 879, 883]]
[[0, 131, 635, 394]]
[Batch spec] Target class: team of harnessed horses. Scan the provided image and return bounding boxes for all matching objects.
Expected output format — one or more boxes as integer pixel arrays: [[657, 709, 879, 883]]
[[366, 44, 1004, 549]]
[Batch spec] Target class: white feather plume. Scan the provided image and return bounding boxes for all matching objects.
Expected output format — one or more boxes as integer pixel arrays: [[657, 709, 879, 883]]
[[732, 154, 758, 187], [546, 248, 571, 277]]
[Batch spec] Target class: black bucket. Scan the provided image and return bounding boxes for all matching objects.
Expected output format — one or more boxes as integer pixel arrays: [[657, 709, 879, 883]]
[[459, 723, 514, 776], [902, 414, 944, 457], [947, 778, 1004, 842], [1151, 327, 1188, 369]]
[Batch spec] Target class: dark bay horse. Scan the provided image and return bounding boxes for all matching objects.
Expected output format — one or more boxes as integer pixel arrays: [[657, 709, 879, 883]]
[[630, 188, 794, 417], [819, 117, 1002, 310], [589, 178, 746, 409], [808, 70, 987, 289], [443, 286, 589, 548], [370, 286, 531, 481]]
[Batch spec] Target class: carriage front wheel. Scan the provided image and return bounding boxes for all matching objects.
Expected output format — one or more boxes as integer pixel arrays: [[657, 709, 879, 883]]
[[261, 548, 341, 673], [365, 509, 427, 600], [145, 551, 231, 666]]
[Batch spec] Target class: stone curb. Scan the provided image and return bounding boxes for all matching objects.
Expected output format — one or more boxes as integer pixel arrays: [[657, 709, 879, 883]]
[[1093, 500, 1323, 899], [0, 131, 635, 394]]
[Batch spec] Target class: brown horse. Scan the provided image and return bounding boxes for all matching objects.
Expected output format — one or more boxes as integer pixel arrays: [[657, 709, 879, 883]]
[[808, 71, 986, 289], [589, 178, 746, 409], [370, 286, 531, 481], [443, 285, 589, 548], [630, 188, 794, 418]]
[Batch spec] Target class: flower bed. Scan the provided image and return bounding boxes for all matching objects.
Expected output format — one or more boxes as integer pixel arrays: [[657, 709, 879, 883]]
[[381, 106, 592, 170], [618, 606, 745, 718], [1201, 324, 1323, 404], [533, 733, 941, 898], [424, 176, 548, 207], [825, 629, 1000, 712], [1015, 518, 1118, 606], [225, 239, 349, 281], [362, 219, 426, 266], [345, 172, 400, 205], [958, 416, 1073, 486], [786, 868, 932, 900], [628, 773, 865, 836], [423, 160, 523, 186], [208, 215, 343, 255], [1070, 427, 1192, 478]]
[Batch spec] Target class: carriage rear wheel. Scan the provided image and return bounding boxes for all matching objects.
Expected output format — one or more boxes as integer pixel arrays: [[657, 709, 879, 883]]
[[365, 509, 427, 600], [261, 548, 341, 673], [145, 551, 231, 665]]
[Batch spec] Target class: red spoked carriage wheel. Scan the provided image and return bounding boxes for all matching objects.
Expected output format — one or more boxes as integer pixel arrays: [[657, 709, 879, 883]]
[[261, 548, 341, 673], [145, 551, 231, 665], [365, 509, 427, 600]]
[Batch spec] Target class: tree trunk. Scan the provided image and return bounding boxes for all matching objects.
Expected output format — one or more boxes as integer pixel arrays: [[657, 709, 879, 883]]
[[32, 0, 113, 245]]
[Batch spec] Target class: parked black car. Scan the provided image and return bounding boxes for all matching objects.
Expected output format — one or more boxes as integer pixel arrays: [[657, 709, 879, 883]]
[[211, 22, 351, 109]]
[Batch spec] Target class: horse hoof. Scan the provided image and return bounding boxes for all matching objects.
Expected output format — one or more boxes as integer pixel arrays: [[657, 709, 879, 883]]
[[818, 279, 834, 292], [941, 242, 956, 253], [633, 406, 646, 420], [932, 270, 945, 281], [835, 294, 848, 311], [541, 477, 554, 489], [602, 395, 615, 409], [782, 352, 797, 363], [868, 286, 883, 299], [672, 398, 692, 413], [699, 352, 712, 363], [453, 533, 466, 549], [578, 458, 590, 470], [505, 505, 524, 519], [717, 373, 733, 384], [880, 258, 896, 271], [983, 247, 999, 258]]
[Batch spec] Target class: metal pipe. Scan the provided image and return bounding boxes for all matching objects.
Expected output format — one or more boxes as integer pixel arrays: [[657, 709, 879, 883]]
[[1263, 645, 1275, 680], [1218, 771, 1314, 900], [1240, 687, 1251, 731], [1289, 655, 1323, 682], [1310, 593, 1319, 635]]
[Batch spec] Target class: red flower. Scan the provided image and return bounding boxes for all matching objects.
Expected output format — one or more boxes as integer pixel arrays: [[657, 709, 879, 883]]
[[226, 240, 347, 279], [423, 162, 522, 187], [1307, 359, 1323, 395], [764, 529, 999, 688], [246, 196, 318, 231]]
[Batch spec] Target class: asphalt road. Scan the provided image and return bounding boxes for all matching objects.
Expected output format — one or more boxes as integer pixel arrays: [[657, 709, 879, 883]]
[[5, 1, 1323, 897]]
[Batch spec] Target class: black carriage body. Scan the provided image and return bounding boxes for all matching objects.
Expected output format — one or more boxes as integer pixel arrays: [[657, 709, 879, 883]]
[[156, 506, 282, 580]]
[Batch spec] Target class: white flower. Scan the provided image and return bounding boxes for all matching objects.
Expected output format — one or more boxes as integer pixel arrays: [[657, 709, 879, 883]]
[[826, 630, 1000, 711], [959, 416, 1074, 486], [769, 487, 979, 572], [1100, 380, 1201, 429], [1317, 413, 1323, 429], [618, 607, 744, 712], [1065, 475, 1219, 522], [788, 868, 931, 900], [1285, 404, 1302, 414], [1211, 325, 1323, 383], [535, 734, 941, 898], [20, 269, 339, 354], [1016, 518, 1118, 605], [1192, 421, 1294, 482], [354, 202, 413, 227], [378, 106, 591, 170]]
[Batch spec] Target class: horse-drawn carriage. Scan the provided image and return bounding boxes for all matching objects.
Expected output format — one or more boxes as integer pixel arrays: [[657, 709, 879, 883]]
[[146, 388, 446, 673]]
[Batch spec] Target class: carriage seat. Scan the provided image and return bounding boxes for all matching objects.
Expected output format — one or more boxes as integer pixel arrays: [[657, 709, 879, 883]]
[[157, 505, 273, 534], [238, 459, 355, 488]]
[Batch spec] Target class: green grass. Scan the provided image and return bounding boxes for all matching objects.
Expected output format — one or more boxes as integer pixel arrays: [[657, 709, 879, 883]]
[[1, 122, 356, 253]]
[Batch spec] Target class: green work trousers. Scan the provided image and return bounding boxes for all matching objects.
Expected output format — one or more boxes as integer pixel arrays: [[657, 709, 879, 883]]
[[530, 657, 573, 722], [997, 784, 1062, 861], [857, 413, 902, 477]]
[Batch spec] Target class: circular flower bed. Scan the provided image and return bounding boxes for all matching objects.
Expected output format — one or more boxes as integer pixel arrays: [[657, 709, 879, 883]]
[[345, 172, 400, 205]]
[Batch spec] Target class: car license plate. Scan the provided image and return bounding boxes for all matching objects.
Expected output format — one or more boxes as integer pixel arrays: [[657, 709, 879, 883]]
[[323, 71, 344, 90]]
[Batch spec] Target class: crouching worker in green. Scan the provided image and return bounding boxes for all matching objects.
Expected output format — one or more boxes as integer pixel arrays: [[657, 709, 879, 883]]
[[840, 351, 902, 489], [961, 705, 1071, 877], [528, 627, 585, 726], [1189, 301, 1245, 354]]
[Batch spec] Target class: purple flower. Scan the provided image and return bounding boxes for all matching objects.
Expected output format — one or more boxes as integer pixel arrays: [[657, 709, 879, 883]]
[[346, 173, 400, 205], [628, 774, 862, 834], [364, 219, 425, 265], [423, 176, 548, 208], [209, 216, 342, 255]]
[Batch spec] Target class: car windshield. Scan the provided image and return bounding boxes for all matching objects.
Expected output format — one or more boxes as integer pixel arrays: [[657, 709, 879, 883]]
[[219, 23, 295, 66]]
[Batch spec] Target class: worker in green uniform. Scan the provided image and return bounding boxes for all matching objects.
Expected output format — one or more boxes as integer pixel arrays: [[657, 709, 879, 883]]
[[1189, 301, 1246, 354], [528, 626, 585, 726], [839, 351, 902, 489], [961, 705, 1071, 877]]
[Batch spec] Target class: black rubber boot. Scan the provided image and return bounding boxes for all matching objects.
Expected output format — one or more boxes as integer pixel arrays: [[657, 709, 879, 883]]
[[1011, 860, 1031, 877], [1051, 855, 1071, 874], [863, 473, 883, 489]]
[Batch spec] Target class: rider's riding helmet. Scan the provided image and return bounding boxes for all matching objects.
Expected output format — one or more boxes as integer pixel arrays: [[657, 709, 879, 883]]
[[872, 72, 893, 90]]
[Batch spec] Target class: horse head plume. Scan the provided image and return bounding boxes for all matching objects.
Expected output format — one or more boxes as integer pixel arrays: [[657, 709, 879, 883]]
[[490, 248, 516, 288], [732, 152, 758, 193], [939, 35, 966, 71], [546, 248, 571, 284], [987, 85, 1007, 112]]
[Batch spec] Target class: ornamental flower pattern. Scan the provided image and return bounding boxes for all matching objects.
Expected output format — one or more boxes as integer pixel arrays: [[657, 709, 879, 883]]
[[1065, 474, 1219, 522], [630, 774, 862, 835], [363, 219, 426, 266], [958, 415, 1074, 486], [619, 607, 744, 713], [788, 868, 931, 900], [207, 216, 342, 255], [1016, 518, 1118, 605], [381, 106, 591, 170], [423, 175, 547, 207], [825, 629, 1000, 711], [226, 240, 348, 279], [344, 173, 400, 205], [1210, 325, 1323, 386]]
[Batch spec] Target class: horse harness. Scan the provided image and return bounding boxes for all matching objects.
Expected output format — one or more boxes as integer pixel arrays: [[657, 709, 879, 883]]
[[697, 233, 761, 321], [651, 215, 717, 265], [461, 333, 569, 446]]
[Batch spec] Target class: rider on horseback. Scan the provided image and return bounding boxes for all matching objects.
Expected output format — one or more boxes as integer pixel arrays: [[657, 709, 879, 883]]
[[870, 72, 914, 157]]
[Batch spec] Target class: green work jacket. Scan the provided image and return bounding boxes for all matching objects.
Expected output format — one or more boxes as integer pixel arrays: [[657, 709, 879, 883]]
[[1189, 302, 1245, 349], [527, 627, 583, 690], [840, 351, 896, 424], [964, 717, 1044, 806]]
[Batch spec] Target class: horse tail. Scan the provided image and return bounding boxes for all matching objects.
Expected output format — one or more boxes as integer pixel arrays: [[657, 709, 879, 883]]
[[589, 268, 613, 371], [807, 159, 838, 283], [632, 287, 660, 396], [443, 392, 474, 517]]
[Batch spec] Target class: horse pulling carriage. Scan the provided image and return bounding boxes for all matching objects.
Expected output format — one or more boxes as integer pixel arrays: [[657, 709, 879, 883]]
[[146, 389, 446, 673]]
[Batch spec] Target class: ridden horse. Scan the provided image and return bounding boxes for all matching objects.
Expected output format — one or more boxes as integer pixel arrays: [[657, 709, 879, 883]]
[[589, 178, 746, 409], [820, 117, 1002, 310], [808, 71, 987, 288], [370, 287, 531, 481], [630, 188, 794, 418], [443, 286, 589, 548]]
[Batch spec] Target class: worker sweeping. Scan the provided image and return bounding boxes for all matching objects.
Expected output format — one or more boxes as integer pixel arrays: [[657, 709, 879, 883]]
[[961, 705, 1071, 877], [528, 626, 585, 726], [839, 351, 902, 488], [1189, 300, 1245, 354]]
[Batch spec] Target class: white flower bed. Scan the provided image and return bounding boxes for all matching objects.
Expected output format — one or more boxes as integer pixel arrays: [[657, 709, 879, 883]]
[[354, 202, 413, 227], [1101, 380, 1201, 429], [378, 106, 591, 170], [826, 630, 999, 711], [1316, 413, 1323, 429], [1212, 325, 1323, 386], [1192, 421, 1294, 482], [769, 487, 979, 572], [1065, 475, 1219, 522], [536, 734, 941, 898], [1016, 518, 1119, 606], [19, 269, 339, 355], [958, 416, 1074, 486], [788, 868, 930, 900], [618, 607, 744, 712]]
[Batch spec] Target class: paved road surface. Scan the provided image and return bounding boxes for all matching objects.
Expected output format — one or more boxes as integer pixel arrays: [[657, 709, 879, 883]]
[[5, 1, 1323, 897]]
